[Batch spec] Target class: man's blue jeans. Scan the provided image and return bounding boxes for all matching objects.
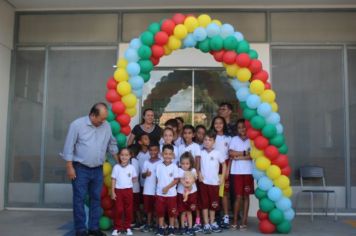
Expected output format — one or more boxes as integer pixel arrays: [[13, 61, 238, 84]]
[[72, 162, 103, 232]]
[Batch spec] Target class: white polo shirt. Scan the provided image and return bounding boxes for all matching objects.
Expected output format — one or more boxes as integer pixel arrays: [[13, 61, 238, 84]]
[[178, 142, 201, 161], [142, 158, 162, 195], [200, 149, 225, 185], [214, 134, 231, 160], [229, 136, 252, 175], [137, 151, 150, 186], [156, 162, 179, 197], [131, 158, 140, 193], [177, 168, 197, 194], [111, 164, 137, 189], [159, 144, 179, 164]]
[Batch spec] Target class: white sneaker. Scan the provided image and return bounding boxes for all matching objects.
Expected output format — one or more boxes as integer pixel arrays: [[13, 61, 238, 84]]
[[126, 228, 133, 236], [223, 215, 230, 224], [112, 229, 120, 236]]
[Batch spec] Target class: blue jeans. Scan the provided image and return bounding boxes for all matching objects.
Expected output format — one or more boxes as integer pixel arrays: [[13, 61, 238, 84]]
[[72, 162, 103, 232]]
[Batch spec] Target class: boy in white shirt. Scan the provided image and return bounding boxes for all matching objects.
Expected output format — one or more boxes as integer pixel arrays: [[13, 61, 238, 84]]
[[178, 125, 201, 171], [136, 134, 150, 188]]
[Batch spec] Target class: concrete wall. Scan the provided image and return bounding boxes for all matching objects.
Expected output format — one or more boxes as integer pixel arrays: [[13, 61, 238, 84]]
[[0, 0, 15, 210]]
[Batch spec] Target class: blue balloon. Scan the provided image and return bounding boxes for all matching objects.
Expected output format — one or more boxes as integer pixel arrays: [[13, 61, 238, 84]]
[[236, 87, 250, 102], [267, 187, 283, 202], [183, 34, 197, 48], [252, 166, 265, 180], [246, 94, 261, 109], [206, 23, 221, 37], [129, 76, 144, 90], [284, 208, 295, 221], [193, 27, 207, 42], [276, 123, 284, 134], [230, 79, 249, 91], [132, 88, 142, 98], [220, 24, 235, 38], [266, 112, 281, 125], [276, 197, 292, 211], [124, 48, 139, 62], [258, 176, 273, 191], [129, 38, 141, 50], [234, 31, 244, 41], [257, 103, 272, 117], [126, 62, 140, 76]]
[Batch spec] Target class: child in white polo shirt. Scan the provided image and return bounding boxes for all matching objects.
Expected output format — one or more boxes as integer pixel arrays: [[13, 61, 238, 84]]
[[160, 127, 179, 164]]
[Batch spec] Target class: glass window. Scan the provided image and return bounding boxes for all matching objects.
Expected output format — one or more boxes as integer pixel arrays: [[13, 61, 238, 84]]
[[18, 14, 118, 43], [271, 46, 345, 188], [271, 12, 356, 42]]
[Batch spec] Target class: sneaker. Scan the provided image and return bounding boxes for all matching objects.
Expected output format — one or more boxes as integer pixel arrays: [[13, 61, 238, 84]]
[[132, 223, 142, 230], [193, 224, 202, 233], [210, 223, 222, 233], [168, 226, 175, 236], [203, 225, 211, 234], [176, 227, 185, 235], [126, 229, 133, 236], [111, 230, 118, 236], [187, 228, 195, 236], [156, 227, 165, 236], [141, 224, 150, 233], [221, 215, 229, 229]]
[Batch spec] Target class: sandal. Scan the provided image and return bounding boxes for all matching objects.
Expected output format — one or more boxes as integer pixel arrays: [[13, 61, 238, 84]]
[[231, 225, 238, 230], [239, 225, 247, 231]]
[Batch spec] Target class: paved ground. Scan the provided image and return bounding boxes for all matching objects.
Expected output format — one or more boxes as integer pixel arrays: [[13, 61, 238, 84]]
[[0, 210, 355, 236]]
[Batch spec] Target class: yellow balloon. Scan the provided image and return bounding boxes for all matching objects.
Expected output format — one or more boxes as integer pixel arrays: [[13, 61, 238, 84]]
[[283, 186, 293, 197], [236, 68, 252, 82], [226, 64, 239, 77], [113, 68, 129, 82], [261, 90, 276, 103], [250, 80, 265, 95], [116, 81, 131, 96], [122, 93, 137, 108], [125, 107, 137, 117], [104, 175, 112, 188], [266, 165, 282, 180], [255, 156, 271, 171], [168, 36, 181, 50], [116, 58, 128, 68], [164, 45, 172, 55], [198, 14, 212, 27], [184, 16, 199, 33], [211, 19, 222, 26], [271, 102, 278, 112], [103, 162, 112, 177], [250, 148, 264, 159], [274, 175, 290, 189], [173, 24, 188, 39]]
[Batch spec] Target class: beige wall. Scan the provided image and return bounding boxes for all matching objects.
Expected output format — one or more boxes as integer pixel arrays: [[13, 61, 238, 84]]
[[0, 0, 15, 210]]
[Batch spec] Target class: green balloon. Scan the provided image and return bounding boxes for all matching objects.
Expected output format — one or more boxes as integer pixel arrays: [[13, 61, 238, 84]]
[[147, 22, 161, 34], [270, 134, 285, 147], [210, 36, 224, 51], [140, 72, 150, 82], [99, 216, 112, 230], [110, 121, 121, 135], [259, 197, 275, 212], [140, 31, 154, 46], [277, 220, 292, 234], [262, 124, 277, 139], [223, 36, 238, 50], [116, 133, 127, 148], [138, 45, 152, 60], [236, 40, 250, 53], [251, 115, 266, 130], [243, 108, 257, 120], [198, 38, 211, 53], [269, 208, 284, 225], [255, 188, 267, 200], [249, 49, 259, 59], [107, 109, 115, 122], [138, 60, 153, 73], [239, 101, 247, 109], [279, 144, 288, 154]]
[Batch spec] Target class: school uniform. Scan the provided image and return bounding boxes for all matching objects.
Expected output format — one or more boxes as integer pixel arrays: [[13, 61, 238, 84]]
[[131, 158, 141, 212], [137, 151, 150, 187], [177, 168, 198, 213], [142, 158, 162, 213], [214, 134, 232, 196], [177, 142, 201, 161]]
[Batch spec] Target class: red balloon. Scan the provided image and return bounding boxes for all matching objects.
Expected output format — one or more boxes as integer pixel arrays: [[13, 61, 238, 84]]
[[150, 56, 160, 66], [264, 145, 279, 160], [254, 136, 269, 150], [247, 128, 261, 140], [252, 70, 269, 83], [281, 166, 292, 176], [151, 45, 164, 58], [265, 82, 271, 89], [116, 113, 131, 126], [249, 59, 263, 74], [161, 19, 176, 35], [236, 53, 251, 67], [172, 13, 186, 24], [106, 77, 117, 90], [112, 101, 125, 115], [212, 50, 225, 62], [120, 125, 132, 136], [259, 219, 276, 234], [257, 210, 269, 221], [101, 186, 108, 199], [106, 90, 121, 103], [154, 31, 169, 46], [272, 154, 289, 168], [245, 120, 251, 129], [223, 51, 237, 64], [101, 196, 113, 210], [104, 209, 114, 218]]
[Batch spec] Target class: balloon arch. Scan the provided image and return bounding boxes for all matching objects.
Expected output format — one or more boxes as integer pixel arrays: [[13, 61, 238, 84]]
[[101, 13, 294, 234]]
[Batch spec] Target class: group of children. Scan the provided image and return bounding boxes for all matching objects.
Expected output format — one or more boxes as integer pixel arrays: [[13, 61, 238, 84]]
[[110, 117, 253, 236]]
